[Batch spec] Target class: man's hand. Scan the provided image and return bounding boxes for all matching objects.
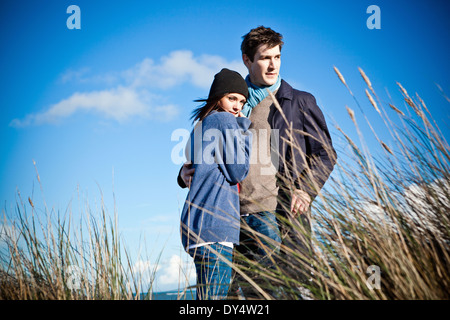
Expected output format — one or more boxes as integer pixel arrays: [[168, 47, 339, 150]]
[[290, 189, 311, 216], [181, 161, 195, 189]]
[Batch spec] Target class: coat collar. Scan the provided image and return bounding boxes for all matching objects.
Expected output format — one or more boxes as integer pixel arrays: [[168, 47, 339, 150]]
[[275, 79, 293, 101]]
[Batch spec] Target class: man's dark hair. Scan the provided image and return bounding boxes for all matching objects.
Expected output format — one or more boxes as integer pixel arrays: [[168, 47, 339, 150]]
[[241, 26, 284, 62]]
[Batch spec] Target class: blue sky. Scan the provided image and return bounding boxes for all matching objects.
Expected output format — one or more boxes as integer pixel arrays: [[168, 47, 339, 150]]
[[1, 0, 449, 291]]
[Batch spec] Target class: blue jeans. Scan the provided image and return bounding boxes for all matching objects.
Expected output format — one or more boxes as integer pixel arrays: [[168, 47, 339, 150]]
[[237, 211, 282, 259], [188, 243, 233, 300], [233, 211, 282, 298]]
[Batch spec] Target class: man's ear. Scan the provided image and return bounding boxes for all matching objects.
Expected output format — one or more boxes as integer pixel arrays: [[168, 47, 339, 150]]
[[242, 54, 251, 69]]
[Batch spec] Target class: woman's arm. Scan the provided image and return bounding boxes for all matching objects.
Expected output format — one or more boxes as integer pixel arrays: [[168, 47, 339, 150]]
[[211, 114, 252, 184]]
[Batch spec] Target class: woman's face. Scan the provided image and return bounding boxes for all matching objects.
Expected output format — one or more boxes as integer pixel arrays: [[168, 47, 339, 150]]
[[218, 93, 247, 117]]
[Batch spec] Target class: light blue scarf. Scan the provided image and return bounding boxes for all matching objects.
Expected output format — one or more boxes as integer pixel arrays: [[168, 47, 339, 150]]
[[242, 75, 281, 117]]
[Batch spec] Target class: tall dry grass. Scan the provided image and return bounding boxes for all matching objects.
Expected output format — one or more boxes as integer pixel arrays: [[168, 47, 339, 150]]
[[0, 175, 159, 300], [231, 67, 449, 300], [1, 67, 448, 300]]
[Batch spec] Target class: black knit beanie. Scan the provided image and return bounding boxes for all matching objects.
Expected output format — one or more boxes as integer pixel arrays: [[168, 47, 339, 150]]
[[207, 68, 249, 100]]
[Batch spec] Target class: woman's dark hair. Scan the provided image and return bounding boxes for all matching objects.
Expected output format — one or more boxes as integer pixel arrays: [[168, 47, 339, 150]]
[[241, 26, 284, 62], [190, 95, 225, 123]]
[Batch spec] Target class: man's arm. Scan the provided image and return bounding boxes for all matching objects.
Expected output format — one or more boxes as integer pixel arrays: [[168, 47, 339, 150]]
[[298, 94, 337, 200], [291, 94, 337, 215]]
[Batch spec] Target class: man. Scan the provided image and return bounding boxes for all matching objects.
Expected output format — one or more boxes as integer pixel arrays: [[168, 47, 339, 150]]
[[178, 26, 336, 298]]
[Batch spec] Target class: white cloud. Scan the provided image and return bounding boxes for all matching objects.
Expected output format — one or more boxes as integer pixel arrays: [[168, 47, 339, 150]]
[[10, 86, 178, 127], [403, 178, 450, 236], [132, 259, 161, 275], [12, 50, 246, 127], [59, 67, 91, 83], [123, 50, 246, 89], [129, 254, 195, 293], [126, 259, 162, 293], [157, 254, 195, 288], [59, 67, 120, 86], [347, 178, 450, 235]]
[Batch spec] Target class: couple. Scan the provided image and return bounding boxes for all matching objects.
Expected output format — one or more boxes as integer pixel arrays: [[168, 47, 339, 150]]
[[178, 26, 337, 300]]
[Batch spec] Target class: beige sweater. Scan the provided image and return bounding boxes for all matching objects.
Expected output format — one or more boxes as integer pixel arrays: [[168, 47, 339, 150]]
[[239, 91, 280, 214]]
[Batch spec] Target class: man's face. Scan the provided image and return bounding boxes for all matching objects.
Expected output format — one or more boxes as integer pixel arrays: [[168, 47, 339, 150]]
[[243, 44, 281, 87]]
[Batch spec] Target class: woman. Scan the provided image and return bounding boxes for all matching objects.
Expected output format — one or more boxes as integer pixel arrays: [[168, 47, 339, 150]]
[[180, 68, 252, 300]]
